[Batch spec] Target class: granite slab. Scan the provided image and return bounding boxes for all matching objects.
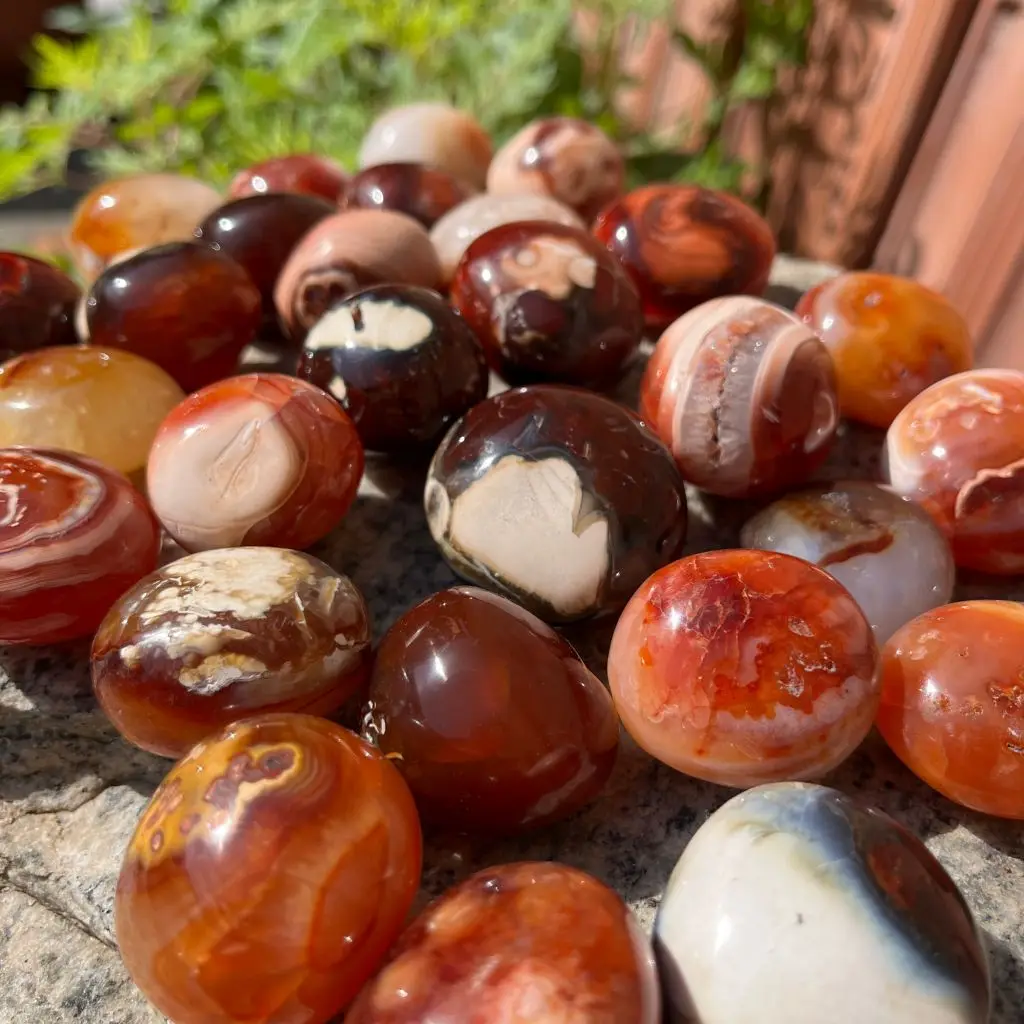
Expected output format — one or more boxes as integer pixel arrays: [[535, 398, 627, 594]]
[[0, 256, 1021, 1024]]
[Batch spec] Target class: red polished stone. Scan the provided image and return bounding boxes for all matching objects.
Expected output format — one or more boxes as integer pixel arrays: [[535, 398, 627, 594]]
[[116, 713, 422, 1024], [343, 162, 472, 228], [796, 271, 973, 428], [593, 184, 776, 331], [228, 154, 348, 202], [365, 586, 618, 833], [146, 373, 364, 552], [0, 252, 81, 359], [0, 447, 160, 644], [878, 601, 1024, 819], [608, 549, 880, 787], [296, 284, 488, 453], [640, 296, 838, 497], [84, 241, 262, 392], [346, 862, 658, 1024], [93, 547, 372, 758], [194, 193, 336, 317], [885, 368, 1024, 574], [451, 220, 643, 388]]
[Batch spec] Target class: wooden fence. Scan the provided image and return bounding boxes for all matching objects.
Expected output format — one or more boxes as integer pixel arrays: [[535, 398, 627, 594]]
[[615, 0, 1024, 362]]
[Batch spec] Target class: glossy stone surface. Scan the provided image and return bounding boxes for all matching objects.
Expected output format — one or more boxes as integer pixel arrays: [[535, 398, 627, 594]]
[[194, 193, 336, 317], [346, 862, 659, 1024], [274, 210, 441, 340], [227, 153, 348, 202], [741, 481, 955, 643], [640, 296, 839, 497], [0, 252, 81, 359], [69, 174, 222, 281], [878, 601, 1024, 819], [796, 271, 973, 428], [655, 783, 990, 1024], [609, 550, 880, 786], [296, 284, 488, 453], [451, 220, 643, 387], [93, 548, 372, 758], [0, 448, 160, 645], [358, 103, 492, 189], [116, 714, 422, 1024], [594, 184, 776, 331], [487, 116, 624, 222], [885, 368, 1024, 574], [85, 241, 262, 392], [425, 385, 688, 622], [343, 162, 472, 228], [365, 586, 618, 833], [147, 373, 363, 552], [430, 192, 585, 282], [0, 346, 185, 486]]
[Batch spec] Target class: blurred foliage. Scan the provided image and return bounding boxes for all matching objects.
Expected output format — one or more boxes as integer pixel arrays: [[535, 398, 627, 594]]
[[0, 0, 814, 204]]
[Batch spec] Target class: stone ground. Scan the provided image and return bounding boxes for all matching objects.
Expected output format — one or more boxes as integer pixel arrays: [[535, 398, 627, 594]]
[[0, 252, 1021, 1023]]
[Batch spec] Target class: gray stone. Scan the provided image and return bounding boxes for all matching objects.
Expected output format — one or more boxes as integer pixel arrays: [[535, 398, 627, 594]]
[[1, 254, 1021, 1024]]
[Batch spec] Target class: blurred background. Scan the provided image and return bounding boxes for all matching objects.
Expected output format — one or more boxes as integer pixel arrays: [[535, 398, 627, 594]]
[[0, 0, 1021, 358]]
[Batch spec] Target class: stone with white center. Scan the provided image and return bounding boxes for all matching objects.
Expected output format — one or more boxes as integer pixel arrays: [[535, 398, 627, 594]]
[[424, 384, 688, 622]]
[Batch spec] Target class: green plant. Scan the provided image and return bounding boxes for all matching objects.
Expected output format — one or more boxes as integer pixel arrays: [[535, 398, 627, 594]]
[[0, 0, 814, 205]]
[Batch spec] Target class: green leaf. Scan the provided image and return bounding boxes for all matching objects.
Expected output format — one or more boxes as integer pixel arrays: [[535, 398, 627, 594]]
[[729, 62, 776, 103]]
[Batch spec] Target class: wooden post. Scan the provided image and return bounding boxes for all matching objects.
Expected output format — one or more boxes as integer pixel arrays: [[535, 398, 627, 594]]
[[874, 0, 1024, 363], [763, 0, 978, 266]]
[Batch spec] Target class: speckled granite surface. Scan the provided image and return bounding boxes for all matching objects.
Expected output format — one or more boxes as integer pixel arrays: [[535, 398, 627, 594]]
[[0, 256, 1021, 1024]]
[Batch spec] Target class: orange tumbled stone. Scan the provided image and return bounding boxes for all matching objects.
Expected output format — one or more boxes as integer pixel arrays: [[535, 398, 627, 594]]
[[796, 271, 972, 428], [885, 368, 1024, 574], [69, 173, 221, 280], [877, 601, 1024, 820], [346, 862, 659, 1023], [608, 550, 880, 787], [116, 713, 422, 1024]]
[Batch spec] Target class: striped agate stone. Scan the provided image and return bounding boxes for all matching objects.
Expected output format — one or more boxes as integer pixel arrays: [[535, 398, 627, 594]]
[[116, 714, 422, 1024], [0, 447, 160, 644]]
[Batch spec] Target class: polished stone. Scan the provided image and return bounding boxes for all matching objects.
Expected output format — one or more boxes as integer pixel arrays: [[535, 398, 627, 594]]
[[1, 255, 1020, 1024]]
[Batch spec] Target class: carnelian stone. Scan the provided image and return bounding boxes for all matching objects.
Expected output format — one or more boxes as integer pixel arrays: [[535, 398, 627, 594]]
[[0, 346, 184, 487], [0, 251, 81, 359], [451, 220, 643, 388], [194, 193, 336, 317], [147, 374, 364, 552], [796, 272, 972, 428], [69, 173, 221, 280], [878, 601, 1024, 819], [885, 368, 1024, 574], [116, 714, 422, 1024], [93, 548, 372, 758], [346, 862, 658, 1024], [343, 162, 471, 228], [365, 586, 619, 833], [85, 241, 261, 392], [0, 447, 160, 644], [593, 184, 776, 331], [228, 153, 348, 202], [639, 296, 838, 498], [608, 549, 880, 787]]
